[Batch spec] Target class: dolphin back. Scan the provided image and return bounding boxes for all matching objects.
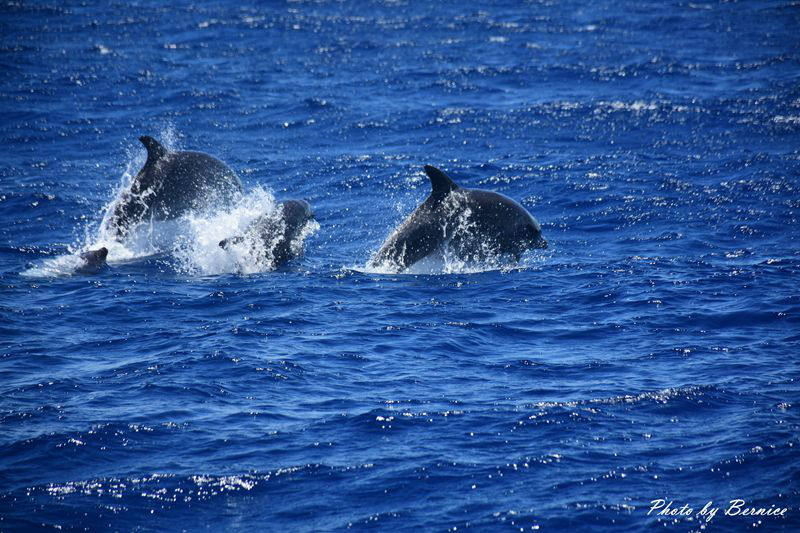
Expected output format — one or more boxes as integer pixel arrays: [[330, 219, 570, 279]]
[[109, 136, 243, 236], [146, 150, 242, 217]]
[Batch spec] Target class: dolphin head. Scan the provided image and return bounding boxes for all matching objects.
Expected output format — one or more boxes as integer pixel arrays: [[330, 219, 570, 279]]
[[76, 247, 109, 274], [282, 199, 314, 223], [80, 246, 108, 264]]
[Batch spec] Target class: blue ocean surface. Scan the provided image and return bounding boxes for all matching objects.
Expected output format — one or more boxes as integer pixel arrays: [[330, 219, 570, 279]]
[[1, 0, 799, 530]]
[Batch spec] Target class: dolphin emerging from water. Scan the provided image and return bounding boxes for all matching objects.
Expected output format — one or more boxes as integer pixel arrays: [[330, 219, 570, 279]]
[[107, 136, 243, 238], [219, 199, 316, 267], [369, 165, 546, 271]]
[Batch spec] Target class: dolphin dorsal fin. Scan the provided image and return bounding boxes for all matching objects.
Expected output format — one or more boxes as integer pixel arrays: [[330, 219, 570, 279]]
[[139, 135, 168, 166], [424, 165, 459, 197]]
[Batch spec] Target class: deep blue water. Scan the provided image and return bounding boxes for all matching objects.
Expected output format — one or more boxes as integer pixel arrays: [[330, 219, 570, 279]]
[[2, 0, 799, 530]]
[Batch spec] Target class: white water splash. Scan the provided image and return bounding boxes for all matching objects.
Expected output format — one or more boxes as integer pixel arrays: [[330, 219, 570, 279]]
[[362, 244, 544, 276], [172, 188, 318, 276], [21, 253, 98, 278]]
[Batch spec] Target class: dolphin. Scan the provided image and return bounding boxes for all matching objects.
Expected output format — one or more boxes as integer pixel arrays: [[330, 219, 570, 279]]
[[107, 136, 243, 237], [369, 165, 546, 271], [219, 199, 315, 267], [75, 247, 108, 274]]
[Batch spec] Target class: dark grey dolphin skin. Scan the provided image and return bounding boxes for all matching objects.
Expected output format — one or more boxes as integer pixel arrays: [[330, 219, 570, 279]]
[[108, 136, 243, 237], [75, 247, 108, 274], [370, 165, 546, 271], [219, 199, 315, 267]]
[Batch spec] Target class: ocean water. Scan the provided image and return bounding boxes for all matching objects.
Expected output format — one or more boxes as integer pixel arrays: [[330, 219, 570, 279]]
[[1, 0, 799, 531]]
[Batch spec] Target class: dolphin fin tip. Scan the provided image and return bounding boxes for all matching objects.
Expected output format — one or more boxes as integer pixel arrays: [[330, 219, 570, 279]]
[[139, 135, 167, 163], [423, 164, 458, 195]]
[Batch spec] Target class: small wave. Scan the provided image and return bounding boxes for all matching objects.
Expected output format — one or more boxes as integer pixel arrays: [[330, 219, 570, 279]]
[[302, 97, 333, 110], [528, 385, 715, 410], [773, 115, 800, 124], [20, 463, 376, 504]]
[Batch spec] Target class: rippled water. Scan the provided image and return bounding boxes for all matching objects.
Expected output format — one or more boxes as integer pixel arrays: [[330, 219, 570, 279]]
[[2, 1, 799, 531]]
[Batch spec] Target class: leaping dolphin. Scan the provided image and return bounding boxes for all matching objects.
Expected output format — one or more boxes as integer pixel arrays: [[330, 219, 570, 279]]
[[369, 165, 546, 271], [107, 136, 243, 238]]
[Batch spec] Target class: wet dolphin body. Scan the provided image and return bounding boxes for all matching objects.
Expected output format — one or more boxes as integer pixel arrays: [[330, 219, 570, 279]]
[[370, 165, 546, 271], [219, 199, 315, 267], [75, 247, 108, 274], [108, 136, 243, 237]]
